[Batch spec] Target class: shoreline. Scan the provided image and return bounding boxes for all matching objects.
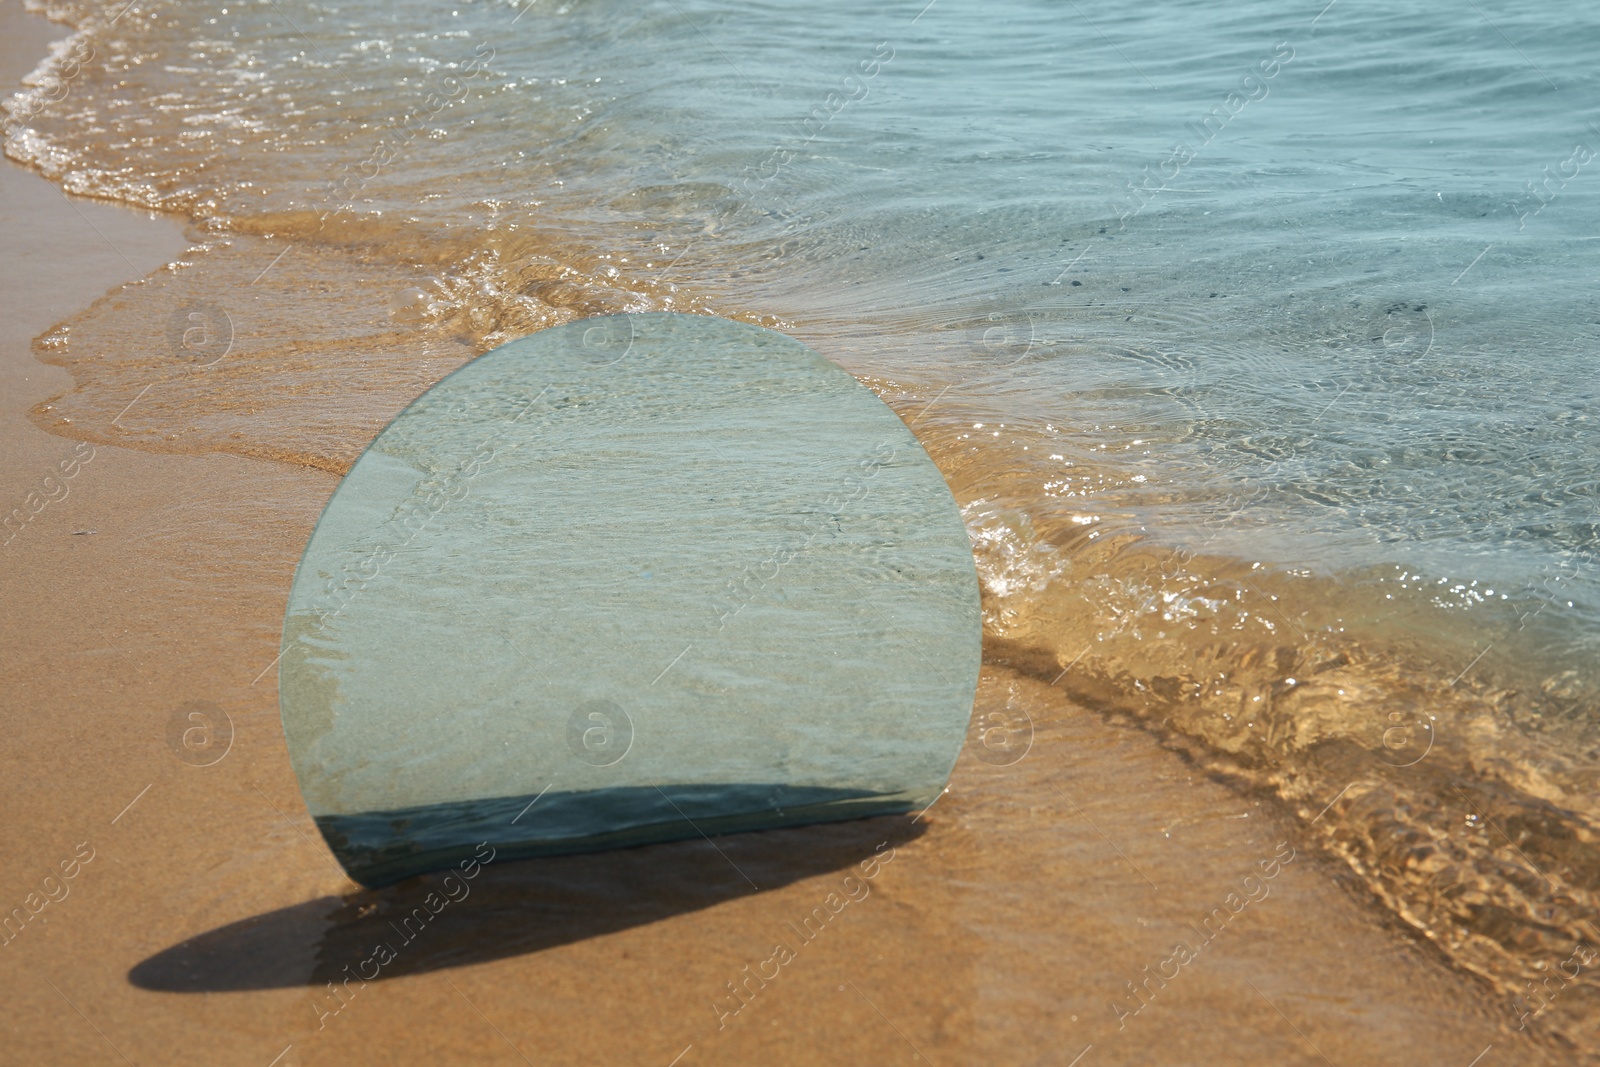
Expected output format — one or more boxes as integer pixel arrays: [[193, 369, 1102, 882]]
[[0, 1, 1583, 1063]]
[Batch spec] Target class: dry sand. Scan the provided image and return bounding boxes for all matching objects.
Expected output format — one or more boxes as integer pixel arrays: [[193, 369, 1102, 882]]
[[0, 3, 1574, 1063]]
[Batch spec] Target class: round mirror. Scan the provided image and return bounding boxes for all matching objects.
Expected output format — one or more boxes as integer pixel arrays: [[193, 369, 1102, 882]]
[[280, 313, 981, 886]]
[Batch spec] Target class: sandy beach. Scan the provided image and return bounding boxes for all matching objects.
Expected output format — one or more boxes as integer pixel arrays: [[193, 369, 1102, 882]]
[[0, 2, 1585, 1064]]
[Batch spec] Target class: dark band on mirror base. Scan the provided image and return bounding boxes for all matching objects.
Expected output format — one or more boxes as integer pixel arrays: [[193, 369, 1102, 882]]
[[315, 782, 922, 887]]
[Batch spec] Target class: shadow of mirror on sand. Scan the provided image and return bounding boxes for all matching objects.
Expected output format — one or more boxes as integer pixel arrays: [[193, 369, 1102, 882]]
[[129, 814, 926, 993]]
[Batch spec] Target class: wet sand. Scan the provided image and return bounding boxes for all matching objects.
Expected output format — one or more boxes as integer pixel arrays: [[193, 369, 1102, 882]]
[[0, 3, 1577, 1064]]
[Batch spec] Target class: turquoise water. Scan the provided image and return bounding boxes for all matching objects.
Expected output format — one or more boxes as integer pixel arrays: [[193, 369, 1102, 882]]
[[19, 0, 1595, 662], [9, 0, 1600, 1026]]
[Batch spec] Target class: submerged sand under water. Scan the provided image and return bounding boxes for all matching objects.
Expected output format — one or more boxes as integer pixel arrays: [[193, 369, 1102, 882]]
[[3, 1, 1598, 1063]]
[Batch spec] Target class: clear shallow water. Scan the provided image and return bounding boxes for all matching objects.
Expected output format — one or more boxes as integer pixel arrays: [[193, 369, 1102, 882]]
[[8, 0, 1600, 1046]]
